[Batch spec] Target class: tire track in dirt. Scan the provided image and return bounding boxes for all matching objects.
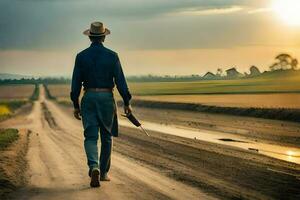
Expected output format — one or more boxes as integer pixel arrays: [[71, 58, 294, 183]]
[[51, 88, 300, 199], [11, 85, 216, 200]]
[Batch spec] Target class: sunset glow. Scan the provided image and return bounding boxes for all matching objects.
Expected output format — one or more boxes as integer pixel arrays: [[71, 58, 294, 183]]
[[287, 151, 295, 157], [1, 0, 300, 76], [273, 0, 300, 26]]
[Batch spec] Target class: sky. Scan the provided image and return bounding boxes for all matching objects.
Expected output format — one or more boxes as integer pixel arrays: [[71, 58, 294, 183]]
[[0, 0, 300, 77]]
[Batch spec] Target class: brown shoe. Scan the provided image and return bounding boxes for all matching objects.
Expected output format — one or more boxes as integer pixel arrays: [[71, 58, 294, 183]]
[[90, 168, 100, 187], [100, 173, 111, 181]]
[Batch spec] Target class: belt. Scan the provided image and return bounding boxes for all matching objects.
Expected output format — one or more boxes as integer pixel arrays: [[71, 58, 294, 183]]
[[85, 88, 113, 92]]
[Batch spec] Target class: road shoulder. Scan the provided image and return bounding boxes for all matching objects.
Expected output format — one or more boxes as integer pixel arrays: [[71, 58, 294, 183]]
[[0, 129, 30, 199]]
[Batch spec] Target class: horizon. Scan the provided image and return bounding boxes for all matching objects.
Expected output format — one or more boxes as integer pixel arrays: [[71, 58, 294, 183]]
[[0, 0, 300, 76], [1, 63, 298, 80]]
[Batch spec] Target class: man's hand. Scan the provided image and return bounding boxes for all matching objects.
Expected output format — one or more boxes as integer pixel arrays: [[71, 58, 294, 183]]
[[73, 108, 81, 120], [124, 105, 132, 115]]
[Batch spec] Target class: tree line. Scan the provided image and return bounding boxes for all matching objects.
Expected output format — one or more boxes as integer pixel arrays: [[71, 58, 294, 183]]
[[0, 53, 298, 84]]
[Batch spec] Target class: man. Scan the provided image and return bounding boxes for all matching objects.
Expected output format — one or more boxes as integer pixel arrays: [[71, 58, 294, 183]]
[[70, 22, 132, 188]]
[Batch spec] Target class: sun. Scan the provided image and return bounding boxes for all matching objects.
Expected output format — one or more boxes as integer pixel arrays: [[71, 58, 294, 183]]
[[272, 0, 300, 26]]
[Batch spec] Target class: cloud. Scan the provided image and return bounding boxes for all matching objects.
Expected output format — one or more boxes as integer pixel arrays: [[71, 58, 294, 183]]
[[247, 7, 272, 14], [173, 6, 243, 16], [2, 0, 300, 76], [0, 0, 280, 51]]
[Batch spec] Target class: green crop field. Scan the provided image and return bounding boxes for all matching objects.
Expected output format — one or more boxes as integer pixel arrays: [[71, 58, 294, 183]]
[[46, 69, 300, 109], [128, 70, 300, 95], [46, 70, 300, 97]]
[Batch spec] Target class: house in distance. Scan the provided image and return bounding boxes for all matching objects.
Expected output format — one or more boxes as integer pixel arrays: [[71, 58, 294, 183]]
[[226, 67, 243, 79], [203, 72, 217, 80]]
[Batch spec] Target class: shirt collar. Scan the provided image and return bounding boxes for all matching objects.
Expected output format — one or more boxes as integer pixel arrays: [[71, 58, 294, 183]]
[[90, 42, 104, 47]]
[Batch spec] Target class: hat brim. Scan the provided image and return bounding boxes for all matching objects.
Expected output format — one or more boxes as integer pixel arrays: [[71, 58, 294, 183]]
[[83, 28, 111, 36]]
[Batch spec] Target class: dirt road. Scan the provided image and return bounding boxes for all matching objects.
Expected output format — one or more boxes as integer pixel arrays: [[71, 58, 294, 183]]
[[1, 86, 214, 200], [1, 85, 300, 199]]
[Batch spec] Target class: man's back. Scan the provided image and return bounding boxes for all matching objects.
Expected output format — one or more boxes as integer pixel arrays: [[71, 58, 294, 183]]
[[71, 41, 131, 110], [77, 42, 118, 89]]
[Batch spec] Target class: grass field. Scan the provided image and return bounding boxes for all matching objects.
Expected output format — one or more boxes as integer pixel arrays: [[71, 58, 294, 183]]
[[0, 105, 11, 116], [0, 84, 38, 121], [0, 129, 18, 150], [46, 70, 300, 109], [0, 129, 20, 199], [0, 85, 35, 100], [135, 94, 300, 108], [128, 70, 300, 95], [29, 84, 39, 101], [46, 84, 70, 98], [0, 101, 27, 121], [47, 70, 300, 96]]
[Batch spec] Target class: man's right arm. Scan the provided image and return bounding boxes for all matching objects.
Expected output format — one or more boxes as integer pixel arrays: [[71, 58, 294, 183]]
[[70, 54, 83, 119]]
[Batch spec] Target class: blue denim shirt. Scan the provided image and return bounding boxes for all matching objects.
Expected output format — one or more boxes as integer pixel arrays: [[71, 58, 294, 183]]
[[70, 42, 131, 109]]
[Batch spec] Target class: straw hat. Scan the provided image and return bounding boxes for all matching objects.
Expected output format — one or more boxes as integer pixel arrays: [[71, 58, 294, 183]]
[[83, 22, 111, 36]]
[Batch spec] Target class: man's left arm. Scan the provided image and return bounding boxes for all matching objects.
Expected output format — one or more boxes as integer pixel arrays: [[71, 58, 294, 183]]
[[113, 54, 132, 114], [70, 54, 82, 120]]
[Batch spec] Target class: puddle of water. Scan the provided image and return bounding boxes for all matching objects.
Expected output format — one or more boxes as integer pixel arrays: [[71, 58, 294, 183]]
[[218, 138, 248, 143], [119, 119, 300, 165]]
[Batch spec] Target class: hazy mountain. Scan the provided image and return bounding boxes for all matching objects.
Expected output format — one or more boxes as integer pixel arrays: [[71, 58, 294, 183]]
[[0, 73, 34, 80]]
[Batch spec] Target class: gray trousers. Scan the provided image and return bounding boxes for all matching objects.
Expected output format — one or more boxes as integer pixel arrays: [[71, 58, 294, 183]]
[[81, 91, 115, 174]]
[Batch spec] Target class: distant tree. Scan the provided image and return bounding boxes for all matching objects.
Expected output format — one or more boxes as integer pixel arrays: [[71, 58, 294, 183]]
[[216, 68, 223, 77], [249, 65, 261, 76], [269, 53, 300, 71], [270, 62, 280, 71], [291, 58, 298, 70], [275, 53, 292, 70]]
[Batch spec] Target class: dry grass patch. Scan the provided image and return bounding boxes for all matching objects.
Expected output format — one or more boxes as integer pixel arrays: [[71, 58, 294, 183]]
[[0, 129, 29, 200], [0, 85, 35, 100], [135, 93, 300, 109]]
